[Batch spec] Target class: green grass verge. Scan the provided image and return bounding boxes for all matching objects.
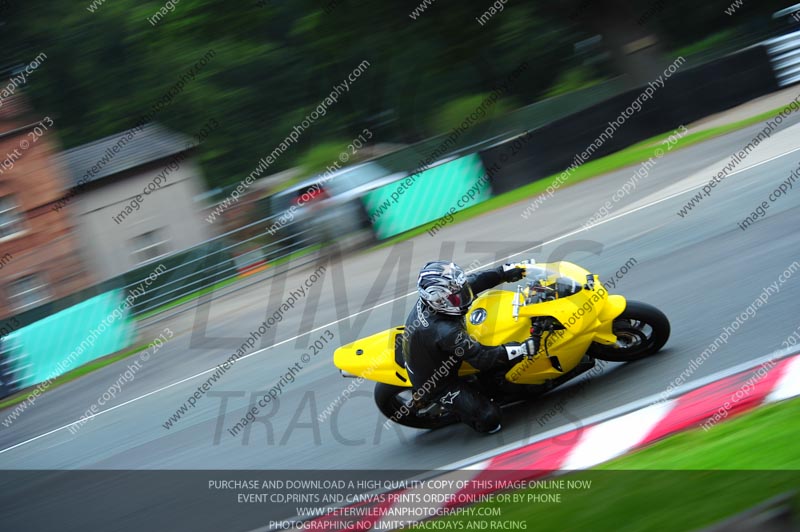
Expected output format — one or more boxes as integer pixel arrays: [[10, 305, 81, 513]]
[[376, 101, 795, 249], [0, 339, 166, 411], [415, 398, 800, 532], [597, 397, 800, 471]]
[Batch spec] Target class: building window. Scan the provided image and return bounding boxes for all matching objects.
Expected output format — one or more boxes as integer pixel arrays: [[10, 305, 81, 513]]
[[0, 196, 24, 240], [7, 274, 50, 312], [131, 229, 170, 264]]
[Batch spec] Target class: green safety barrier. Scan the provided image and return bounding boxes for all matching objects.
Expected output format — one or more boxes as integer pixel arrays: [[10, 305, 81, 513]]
[[3, 289, 135, 389], [362, 153, 490, 239]]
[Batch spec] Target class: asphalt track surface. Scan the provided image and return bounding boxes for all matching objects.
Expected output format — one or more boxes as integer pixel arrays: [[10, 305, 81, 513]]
[[1, 116, 799, 530]]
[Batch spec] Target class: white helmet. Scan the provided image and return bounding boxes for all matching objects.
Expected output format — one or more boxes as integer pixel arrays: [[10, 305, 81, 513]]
[[417, 261, 474, 316]]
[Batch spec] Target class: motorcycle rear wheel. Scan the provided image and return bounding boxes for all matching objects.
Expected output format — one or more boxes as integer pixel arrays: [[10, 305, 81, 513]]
[[374, 383, 459, 429], [588, 300, 670, 362]]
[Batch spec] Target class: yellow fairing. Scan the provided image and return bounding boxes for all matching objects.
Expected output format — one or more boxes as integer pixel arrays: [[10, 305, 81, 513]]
[[333, 326, 481, 387], [465, 262, 626, 384], [333, 327, 411, 387], [333, 261, 627, 388], [595, 295, 627, 345]]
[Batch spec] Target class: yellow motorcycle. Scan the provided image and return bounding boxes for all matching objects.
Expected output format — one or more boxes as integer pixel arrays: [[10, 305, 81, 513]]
[[333, 260, 670, 429]]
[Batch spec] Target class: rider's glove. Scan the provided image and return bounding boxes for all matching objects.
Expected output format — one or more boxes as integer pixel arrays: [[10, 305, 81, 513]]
[[500, 264, 526, 283], [504, 342, 524, 361], [522, 335, 539, 357], [503, 336, 538, 362]]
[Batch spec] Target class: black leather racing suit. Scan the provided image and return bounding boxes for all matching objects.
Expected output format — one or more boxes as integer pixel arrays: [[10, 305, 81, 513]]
[[402, 267, 514, 432]]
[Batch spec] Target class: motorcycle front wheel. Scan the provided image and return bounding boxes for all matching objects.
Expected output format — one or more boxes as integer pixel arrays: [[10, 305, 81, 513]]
[[588, 300, 670, 362], [374, 383, 458, 429]]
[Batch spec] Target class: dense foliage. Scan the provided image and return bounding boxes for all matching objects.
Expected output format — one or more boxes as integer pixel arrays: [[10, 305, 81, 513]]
[[0, 0, 791, 189]]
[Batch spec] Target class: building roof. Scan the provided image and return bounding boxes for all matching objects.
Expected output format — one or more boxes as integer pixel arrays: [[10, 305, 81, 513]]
[[58, 123, 196, 188]]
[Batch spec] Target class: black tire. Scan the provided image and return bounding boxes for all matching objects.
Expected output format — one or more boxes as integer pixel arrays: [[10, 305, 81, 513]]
[[588, 300, 670, 362], [374, 383, 458, 430]]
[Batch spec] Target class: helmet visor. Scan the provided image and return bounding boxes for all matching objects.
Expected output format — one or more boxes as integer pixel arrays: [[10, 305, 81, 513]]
[[446, 283, 474, 311]]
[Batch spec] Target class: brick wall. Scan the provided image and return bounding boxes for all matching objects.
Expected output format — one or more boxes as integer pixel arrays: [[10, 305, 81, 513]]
[[0, 93, 93, 320]]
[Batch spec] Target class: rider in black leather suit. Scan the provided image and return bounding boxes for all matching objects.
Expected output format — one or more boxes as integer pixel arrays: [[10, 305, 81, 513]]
[[402, 261, 537, 434]]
